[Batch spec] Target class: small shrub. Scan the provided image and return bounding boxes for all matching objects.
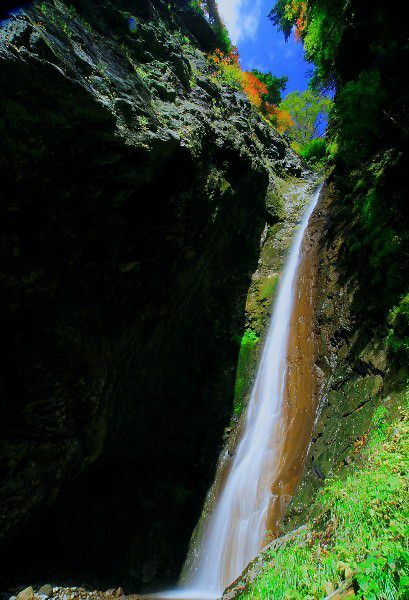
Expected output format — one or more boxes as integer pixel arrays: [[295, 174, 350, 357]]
[[299, 137, 327, 166], [210, 48, 293, 134], [387, 294, 409, 359], [234, 329, 260, 416], [189, 0, 204, 15], [214, 22, 232, 54], [210, 48, 245, 90], [335, 70, 384, 167]]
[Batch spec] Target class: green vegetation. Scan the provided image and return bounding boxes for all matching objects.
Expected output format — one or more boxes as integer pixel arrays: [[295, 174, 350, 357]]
[[268, 88, 333, 166], [270, 0, 408, 355], [38, 2, 93, 35], [234, 329, 260, 416], [335, 70, 384, 167], [210, 49, 294, 134], [239, 396, 409, 599], [387, 295, 409, 360], [279, 89, 333, 146], [269, 0, 344, 88], [187, 0, 232, 53], [251, 70, 288, 106], [189, 0, 204, 14], [213, 21, 232, 54], [259, 275, 279, 301], [298, 137, 327, 167]]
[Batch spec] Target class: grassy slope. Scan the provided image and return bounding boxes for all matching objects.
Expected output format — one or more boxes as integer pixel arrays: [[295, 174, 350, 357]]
[[238, 388, 409, 599]]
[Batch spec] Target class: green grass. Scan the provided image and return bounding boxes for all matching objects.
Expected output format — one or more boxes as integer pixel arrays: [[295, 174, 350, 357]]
[[239, 392, 409, 599]]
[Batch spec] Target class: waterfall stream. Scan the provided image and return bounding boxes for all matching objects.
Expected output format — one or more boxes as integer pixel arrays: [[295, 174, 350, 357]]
[[154, 184, 322, 600]]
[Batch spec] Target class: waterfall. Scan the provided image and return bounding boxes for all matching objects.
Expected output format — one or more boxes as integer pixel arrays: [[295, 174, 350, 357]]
[[154, 184, 322, 600]]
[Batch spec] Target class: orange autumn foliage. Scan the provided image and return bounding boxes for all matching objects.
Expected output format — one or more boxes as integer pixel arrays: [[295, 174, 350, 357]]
[[210, 47, 294, 134], [242, 72, 268, 108], [211, 47, 240, 67], [262, 102, 294, 133], [291, 0, 307, 41], [210, 46, 267, 108], [271, 107, 295, 133]]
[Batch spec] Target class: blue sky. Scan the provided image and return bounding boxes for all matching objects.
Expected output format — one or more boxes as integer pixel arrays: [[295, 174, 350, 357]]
[[218, 0, 311, 94]]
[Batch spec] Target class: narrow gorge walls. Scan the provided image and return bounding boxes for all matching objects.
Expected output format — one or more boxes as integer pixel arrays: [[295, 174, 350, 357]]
[[0, 0, 303, 590]]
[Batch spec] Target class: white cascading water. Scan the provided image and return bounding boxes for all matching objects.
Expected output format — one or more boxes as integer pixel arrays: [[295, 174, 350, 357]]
[[156, 184, 322, 600]]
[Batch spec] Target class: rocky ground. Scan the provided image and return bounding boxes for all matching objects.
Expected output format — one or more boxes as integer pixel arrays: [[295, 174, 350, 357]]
[[5, 585, 134, 600]]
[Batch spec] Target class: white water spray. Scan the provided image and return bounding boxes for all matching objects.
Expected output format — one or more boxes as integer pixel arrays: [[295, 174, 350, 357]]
[[156, 184, 322, 600]]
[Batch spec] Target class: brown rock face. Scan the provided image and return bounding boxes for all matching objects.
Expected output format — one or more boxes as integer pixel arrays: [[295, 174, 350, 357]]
[[283, 181, 407, 535], [266, 197, 322, 539]]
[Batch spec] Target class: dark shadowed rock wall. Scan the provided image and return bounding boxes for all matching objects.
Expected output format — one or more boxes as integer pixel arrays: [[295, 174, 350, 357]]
[[0, 0, 303, 590]]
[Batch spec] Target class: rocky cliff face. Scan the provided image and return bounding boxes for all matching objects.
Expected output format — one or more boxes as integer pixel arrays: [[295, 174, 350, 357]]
[[220, 180, 407, 600], [0, 0, 303, 590], [283, 181, 408, 531]]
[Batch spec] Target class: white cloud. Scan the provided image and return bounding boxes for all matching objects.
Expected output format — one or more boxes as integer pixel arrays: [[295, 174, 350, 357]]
[[218, 0, 262, 44]]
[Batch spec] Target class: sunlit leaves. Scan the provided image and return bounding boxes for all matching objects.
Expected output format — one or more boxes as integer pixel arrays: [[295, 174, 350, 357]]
[[270, 0, 345, 87], [209, 47, 294, 133], [269, 106, 295, 134], [279, 89, 333, 144]]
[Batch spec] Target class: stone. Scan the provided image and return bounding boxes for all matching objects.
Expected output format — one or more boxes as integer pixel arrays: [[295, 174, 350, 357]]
[[16, 588, 34, 600], [340, 590, 356, 599], [344, 565, 354, 580], [324, 582, 335, 596], [38, 586, 53, 598]]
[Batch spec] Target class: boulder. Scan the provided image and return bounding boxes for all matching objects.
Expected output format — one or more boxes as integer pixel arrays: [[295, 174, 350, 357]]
[[16, 588, 34, 600]]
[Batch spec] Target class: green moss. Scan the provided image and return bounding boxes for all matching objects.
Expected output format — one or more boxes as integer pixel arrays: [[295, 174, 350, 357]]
[[338, 149, 408, 323], [265, 186, 285, 220], [238, 390, 409, 599], [387, 294, 409, 359], [233, 275, 281, 418], [259, 275, 279, 301], [233, 329, 260, 416]]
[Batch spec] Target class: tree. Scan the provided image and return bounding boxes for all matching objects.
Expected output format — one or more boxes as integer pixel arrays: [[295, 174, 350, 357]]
[[279, 89, 333, 144], [251, 70, 288, 106], [269, 0, 345, 88], [205, 0, 224, 30]]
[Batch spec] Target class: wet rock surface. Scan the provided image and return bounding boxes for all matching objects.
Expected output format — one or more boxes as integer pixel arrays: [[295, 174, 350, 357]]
[[220, 180, 407, 600], [231, 177, 318, 421], [282, 181, 407, 530], [0, 0, 304, 591]]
